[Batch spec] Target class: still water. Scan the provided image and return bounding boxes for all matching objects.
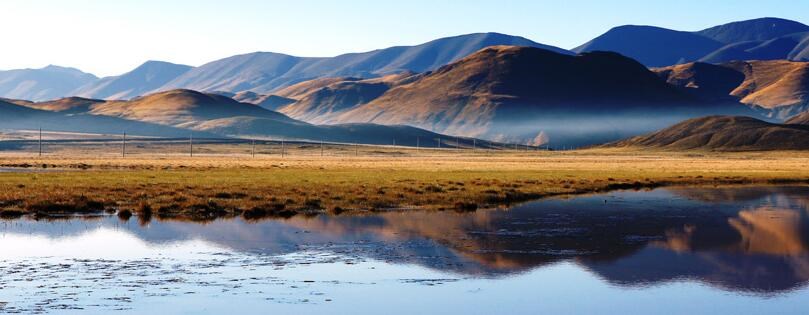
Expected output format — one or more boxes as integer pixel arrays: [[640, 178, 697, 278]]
[[1, 186, 808, 314]]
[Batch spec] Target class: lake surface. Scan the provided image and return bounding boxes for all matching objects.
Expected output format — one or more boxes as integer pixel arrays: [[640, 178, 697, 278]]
[[1, 186, 808, 314]]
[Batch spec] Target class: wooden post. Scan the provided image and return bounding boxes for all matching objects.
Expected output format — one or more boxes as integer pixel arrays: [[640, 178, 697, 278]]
[[281, 140, 285, 158], [321, 139, 324, 157], [122, 132, 126, 157], [252, 139, 255, 158], [189, 133, 193, 157], [38, 127, 42, 157]]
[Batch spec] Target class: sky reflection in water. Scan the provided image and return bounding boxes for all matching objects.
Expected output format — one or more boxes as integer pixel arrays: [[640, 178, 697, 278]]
[[1, 186, 808, 314]]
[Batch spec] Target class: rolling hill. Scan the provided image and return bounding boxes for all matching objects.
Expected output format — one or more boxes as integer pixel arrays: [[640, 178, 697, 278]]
[[0, 98, 204, 137], [0, 65, 98, 102], [655, 60, 809, 119], [2, 90, 487, 146], [576, 18, 809, 67], [88, 89, 294, 127], [607, 116, 809, 151], [275, 73, 420, 123], [326, 46, 752, 147]]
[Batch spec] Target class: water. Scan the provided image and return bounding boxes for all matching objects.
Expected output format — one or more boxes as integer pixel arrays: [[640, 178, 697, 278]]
[[1, 186, 808, 314]]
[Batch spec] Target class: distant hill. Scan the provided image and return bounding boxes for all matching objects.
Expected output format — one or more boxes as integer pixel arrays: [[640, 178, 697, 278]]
[[576, 18, 809, 67], [159, 33, 571, 94], [0, 65, 97, 102], [654, 60, 809, 119], [573, 25, 724, 67], [327, 46, 752, 147], [696, 17, 809, 43], [72, 61, 192, 100], [607, 116, 809, 151]]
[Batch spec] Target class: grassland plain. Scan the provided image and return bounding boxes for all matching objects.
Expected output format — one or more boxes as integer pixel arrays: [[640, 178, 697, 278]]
[[1, 147, 808, 222]]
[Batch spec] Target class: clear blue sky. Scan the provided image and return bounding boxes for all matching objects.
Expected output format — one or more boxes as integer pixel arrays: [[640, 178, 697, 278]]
[[1, 0, 807, 76]]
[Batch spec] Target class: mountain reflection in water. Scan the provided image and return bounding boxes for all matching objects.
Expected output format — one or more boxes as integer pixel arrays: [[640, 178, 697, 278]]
[[3, 186, 808, 296]]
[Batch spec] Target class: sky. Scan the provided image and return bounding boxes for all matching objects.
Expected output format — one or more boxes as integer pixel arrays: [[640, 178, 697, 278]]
[[1, 0, 808, 77]]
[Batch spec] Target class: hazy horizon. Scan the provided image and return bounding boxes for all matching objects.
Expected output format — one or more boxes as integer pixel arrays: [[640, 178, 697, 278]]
[[2, 0, 808, 76]]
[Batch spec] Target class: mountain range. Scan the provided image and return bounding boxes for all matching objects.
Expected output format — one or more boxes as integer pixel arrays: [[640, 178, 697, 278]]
[[575, 17, 809, 67], [2, 17, 809, 149], [0, 33, 568, 102], [2, 17, 807, 104]]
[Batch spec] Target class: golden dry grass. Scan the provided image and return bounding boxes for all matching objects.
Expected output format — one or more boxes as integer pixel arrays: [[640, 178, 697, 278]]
[[1, 147, 808, 221]]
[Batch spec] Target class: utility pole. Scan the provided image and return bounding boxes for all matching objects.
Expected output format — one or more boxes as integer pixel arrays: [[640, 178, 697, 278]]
[[281, 140, 285, 158], [252, 139, 256, 158], [355, 142, 359, 156], [38, 127, 42, 157], [437, 138, 441, 149], [456, 137, 460, 149], [473, 139, 476, 150], [189, 133, 194, 157], [122, 132, 126, 157], [320, 139, 324, 157]]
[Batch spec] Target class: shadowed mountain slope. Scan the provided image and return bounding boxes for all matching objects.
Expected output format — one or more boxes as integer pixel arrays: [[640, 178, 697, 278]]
[[607, 116, 809, 151], [573, 25, 724, 67]]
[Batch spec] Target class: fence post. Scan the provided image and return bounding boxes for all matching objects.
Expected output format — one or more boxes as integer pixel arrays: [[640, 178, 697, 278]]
[[189, 133, 193, 157]]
